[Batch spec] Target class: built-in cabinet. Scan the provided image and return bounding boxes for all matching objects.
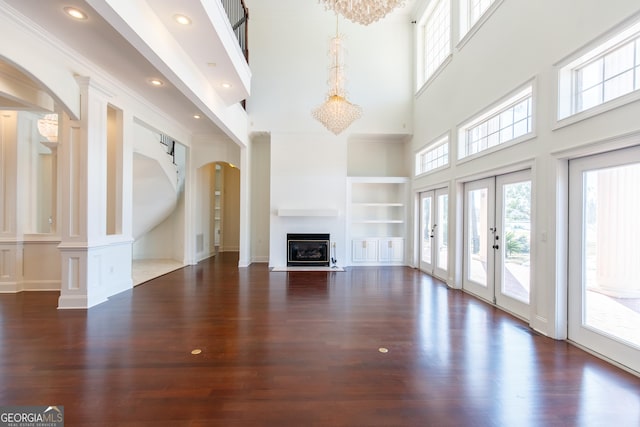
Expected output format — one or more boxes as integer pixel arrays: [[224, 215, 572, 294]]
[[347, 177, 408, 265], [212, 164, 223, 248]]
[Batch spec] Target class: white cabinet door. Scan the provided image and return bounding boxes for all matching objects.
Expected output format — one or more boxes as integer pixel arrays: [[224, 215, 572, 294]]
[[379, 238, 404, 262], [352, 239, 378, 263]]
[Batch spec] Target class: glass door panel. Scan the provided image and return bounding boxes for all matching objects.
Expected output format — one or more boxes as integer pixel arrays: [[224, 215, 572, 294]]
[[495, 171, 531, 319], [463, 178, 495, 302], [569, 147, 640, 373], [435, 190, 449, 277], [419, 188, 448, 281], [420, 192, 434, 272]]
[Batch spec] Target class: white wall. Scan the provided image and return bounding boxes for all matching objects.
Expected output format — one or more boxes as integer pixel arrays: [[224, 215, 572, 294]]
[[250, 135, 270, 263], [247, 0, 414, 267], [247, 1, 413, 135], [411, 0, 640, 338], [269, 132, 347, 267]]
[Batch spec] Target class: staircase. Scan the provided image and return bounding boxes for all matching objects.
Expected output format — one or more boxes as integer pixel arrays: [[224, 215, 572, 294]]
[[132, 125, 181, 240]]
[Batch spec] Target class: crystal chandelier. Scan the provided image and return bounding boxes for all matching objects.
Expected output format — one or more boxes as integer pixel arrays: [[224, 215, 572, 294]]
[[312, 18, 362, 135], [318, 0, 406, 26]]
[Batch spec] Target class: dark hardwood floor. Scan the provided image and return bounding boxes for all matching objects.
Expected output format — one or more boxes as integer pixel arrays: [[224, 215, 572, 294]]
[[1, 252, 639, 426]]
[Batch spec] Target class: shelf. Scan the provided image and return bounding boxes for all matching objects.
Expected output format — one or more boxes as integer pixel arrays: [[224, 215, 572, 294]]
[[347, 176, 408, 266], [352, 203, 404, 207], [352, 220, 404, 224], [277, 208, 339, 217]]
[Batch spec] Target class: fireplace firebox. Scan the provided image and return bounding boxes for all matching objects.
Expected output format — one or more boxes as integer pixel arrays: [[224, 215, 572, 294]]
[[287, 233, 330, 267]]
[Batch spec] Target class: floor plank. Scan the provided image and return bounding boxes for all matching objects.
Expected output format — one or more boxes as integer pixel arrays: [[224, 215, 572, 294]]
[[1, 252, 639, 426]]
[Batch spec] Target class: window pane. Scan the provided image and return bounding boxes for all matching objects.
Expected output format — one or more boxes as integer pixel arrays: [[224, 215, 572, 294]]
[[468, 188, 488, 286], [580, 58, 603, 90], [487, 115, 500, 134], [424, 0, 451, 82], [437, 194, 448, 271], [604, 42, 634, 80], [422, 197, 432, 263], [513, 119, 528, 139], [416, 139, 449, 175], [487, 132, 499, 147], [469, 0, 495, 29], [604, 69, 634, 102], [583, 164, 640, 348], [499, 126, 513, 143], [513, 99, 529, 122], [460, 87, 533, 159], [499, 109, 513, 127], [502, 181, 531, 304], [580, 84, 603, 111]]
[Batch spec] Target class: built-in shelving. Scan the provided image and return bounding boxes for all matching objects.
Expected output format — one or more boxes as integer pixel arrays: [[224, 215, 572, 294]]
[[346, 176, 408, 265]]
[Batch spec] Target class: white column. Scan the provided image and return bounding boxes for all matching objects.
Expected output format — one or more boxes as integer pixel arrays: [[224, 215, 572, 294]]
[[238, 145, 251, 267], [58, 77, 132, 309], [0, 111, 24, 292]]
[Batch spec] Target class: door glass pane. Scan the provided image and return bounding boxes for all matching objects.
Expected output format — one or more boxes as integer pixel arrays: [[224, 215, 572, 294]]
[[437, 194, 448, 271], [422, 196, 432, 264], [468, 189, 488, 286], [502, 181, 531, 303], [583, 164, 640, 348]]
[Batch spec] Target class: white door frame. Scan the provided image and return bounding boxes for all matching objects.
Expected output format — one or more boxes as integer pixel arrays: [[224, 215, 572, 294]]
[[463, 171, 532, 320], [419, 188, 448, 282], [568, 146, 640, 374]]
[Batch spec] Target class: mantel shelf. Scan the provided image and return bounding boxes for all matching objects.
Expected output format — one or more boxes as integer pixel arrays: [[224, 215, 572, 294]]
[[278, 209, 339, 217], [352, 220, 404, 224], [352, 203, 404, 207]]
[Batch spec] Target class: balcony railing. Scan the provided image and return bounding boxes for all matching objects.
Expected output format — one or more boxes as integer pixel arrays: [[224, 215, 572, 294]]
[[220, 0, 249, 61]]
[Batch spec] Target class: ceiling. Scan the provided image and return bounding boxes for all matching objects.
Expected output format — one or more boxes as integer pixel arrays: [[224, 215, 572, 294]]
[[1, 0, 418, 141], [1, 0, 247, 139]]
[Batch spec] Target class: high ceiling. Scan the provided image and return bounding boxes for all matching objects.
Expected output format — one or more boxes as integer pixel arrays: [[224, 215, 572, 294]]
[[1, 0, 418, 140], [1, 0, 248, 138]]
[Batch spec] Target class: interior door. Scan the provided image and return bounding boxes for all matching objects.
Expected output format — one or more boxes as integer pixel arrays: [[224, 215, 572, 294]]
[[464, 171, 532, 320], [569, 147, 640, 373], [419, 188, 448, 281]]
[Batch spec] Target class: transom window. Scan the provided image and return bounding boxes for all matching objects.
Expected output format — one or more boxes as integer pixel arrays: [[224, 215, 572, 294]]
[[558, 19, 640, 121], [416, 136, 449, 176], [458, 85, 533, 160], [418, 0, 451, 88], [575, 36, 640, 113]]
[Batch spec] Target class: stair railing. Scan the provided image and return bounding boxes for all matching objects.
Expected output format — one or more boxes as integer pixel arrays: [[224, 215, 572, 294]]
[[220, 0, 249, 62]]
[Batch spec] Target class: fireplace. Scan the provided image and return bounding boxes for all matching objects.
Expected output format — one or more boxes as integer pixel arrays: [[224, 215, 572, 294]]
[[287, 233, 330, 267]]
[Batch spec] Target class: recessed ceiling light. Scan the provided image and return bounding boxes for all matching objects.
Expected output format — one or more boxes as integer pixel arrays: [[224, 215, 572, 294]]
[[193, 114, 201, 119], [221, 82, 232, 89], [174, 14, 191, 25], [64, 6, 88, 20], [148, 78, 164, 87]]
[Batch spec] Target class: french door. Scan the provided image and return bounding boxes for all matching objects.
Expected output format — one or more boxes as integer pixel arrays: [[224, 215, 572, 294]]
[[463, 170, 532, 319], [569, 147, 640, 373], [419, 188, 448, 281]]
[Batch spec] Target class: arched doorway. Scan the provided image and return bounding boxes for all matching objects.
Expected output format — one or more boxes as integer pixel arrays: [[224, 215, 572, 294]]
[[195, 161, 240, 261]]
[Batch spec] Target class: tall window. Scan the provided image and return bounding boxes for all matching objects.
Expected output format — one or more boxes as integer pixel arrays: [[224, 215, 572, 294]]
[[558, 20, 640, 121], [418, 0, 451, 87], [416, 136, 449, 176], [458, 84, 533, 160], [460, 0, 497, 39]]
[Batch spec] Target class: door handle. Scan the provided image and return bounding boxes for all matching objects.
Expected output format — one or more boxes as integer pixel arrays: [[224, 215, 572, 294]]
[[492, 244, 500, 250]]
